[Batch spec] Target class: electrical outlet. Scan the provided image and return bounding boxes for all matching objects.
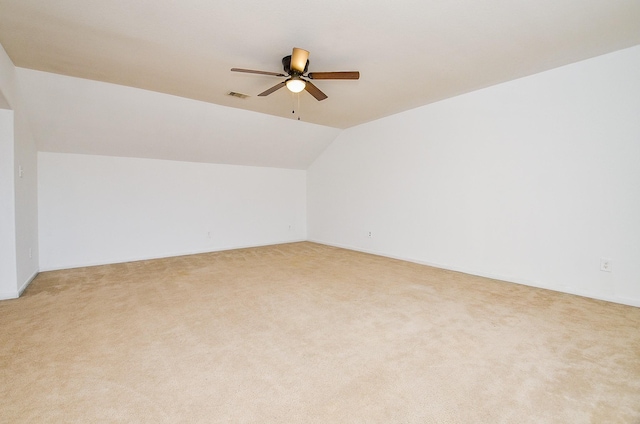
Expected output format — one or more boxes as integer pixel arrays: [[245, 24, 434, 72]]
[[600, 258, 612, 272], [368, 231, 372, 238]]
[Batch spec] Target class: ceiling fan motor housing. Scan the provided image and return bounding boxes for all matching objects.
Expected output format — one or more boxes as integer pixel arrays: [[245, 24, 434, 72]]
[[282, 55, 309, 75]]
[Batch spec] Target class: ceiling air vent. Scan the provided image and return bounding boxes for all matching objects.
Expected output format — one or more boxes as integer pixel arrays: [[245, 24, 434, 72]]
[[227, 91, 249, 99]]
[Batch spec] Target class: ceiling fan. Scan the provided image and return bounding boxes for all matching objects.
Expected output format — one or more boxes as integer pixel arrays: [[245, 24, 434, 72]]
[[231, 48, 360, 101]]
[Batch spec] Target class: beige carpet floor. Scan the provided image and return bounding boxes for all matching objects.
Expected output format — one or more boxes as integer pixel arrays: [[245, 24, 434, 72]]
[[1, 242, 639, 423]]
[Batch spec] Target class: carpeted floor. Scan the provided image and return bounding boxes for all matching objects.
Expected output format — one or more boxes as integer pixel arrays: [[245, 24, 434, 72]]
[[1, 242, 639, 423]]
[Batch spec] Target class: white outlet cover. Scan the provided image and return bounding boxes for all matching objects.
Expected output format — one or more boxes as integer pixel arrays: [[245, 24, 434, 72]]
[[600, 258, 612, 272]]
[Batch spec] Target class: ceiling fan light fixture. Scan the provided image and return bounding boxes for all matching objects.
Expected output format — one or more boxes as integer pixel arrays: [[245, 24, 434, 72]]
[[286, 77, 306, 93]]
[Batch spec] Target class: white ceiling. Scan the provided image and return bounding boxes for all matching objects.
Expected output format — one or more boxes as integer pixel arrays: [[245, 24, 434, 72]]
[[1, 0, 639, 130]]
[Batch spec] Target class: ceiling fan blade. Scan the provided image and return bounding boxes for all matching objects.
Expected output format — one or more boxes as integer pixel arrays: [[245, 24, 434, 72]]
[[290, 48, 310, 73], [258, 81, 286, 96], [231, 68, 286, 77], [304, 80, 328, 101], [307, 71, 360, 80]]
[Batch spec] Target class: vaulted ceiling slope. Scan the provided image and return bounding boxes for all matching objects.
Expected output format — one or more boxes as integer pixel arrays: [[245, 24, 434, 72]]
[[16, 68, 340, 169], [1, 0, 639, 131]]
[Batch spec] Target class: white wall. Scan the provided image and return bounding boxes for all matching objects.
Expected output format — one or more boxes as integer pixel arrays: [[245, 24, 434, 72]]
[[0, 43, 39, 300], [0, 109, 17, 298], [308, 45, 640, 307], [39, 152, 306, 271], [13, 87, 39, 292]]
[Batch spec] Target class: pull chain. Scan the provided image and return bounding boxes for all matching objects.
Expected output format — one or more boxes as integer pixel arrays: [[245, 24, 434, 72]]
[[291, 92, 301, 121]]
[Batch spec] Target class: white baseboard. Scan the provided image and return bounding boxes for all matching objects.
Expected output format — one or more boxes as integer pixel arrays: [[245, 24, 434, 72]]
[[38, 239, 308, 272], [0, 269, 40, 301], [18, 269, 39, 295], [308, 238, 640, 308], [0, 290, 19, 301]]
